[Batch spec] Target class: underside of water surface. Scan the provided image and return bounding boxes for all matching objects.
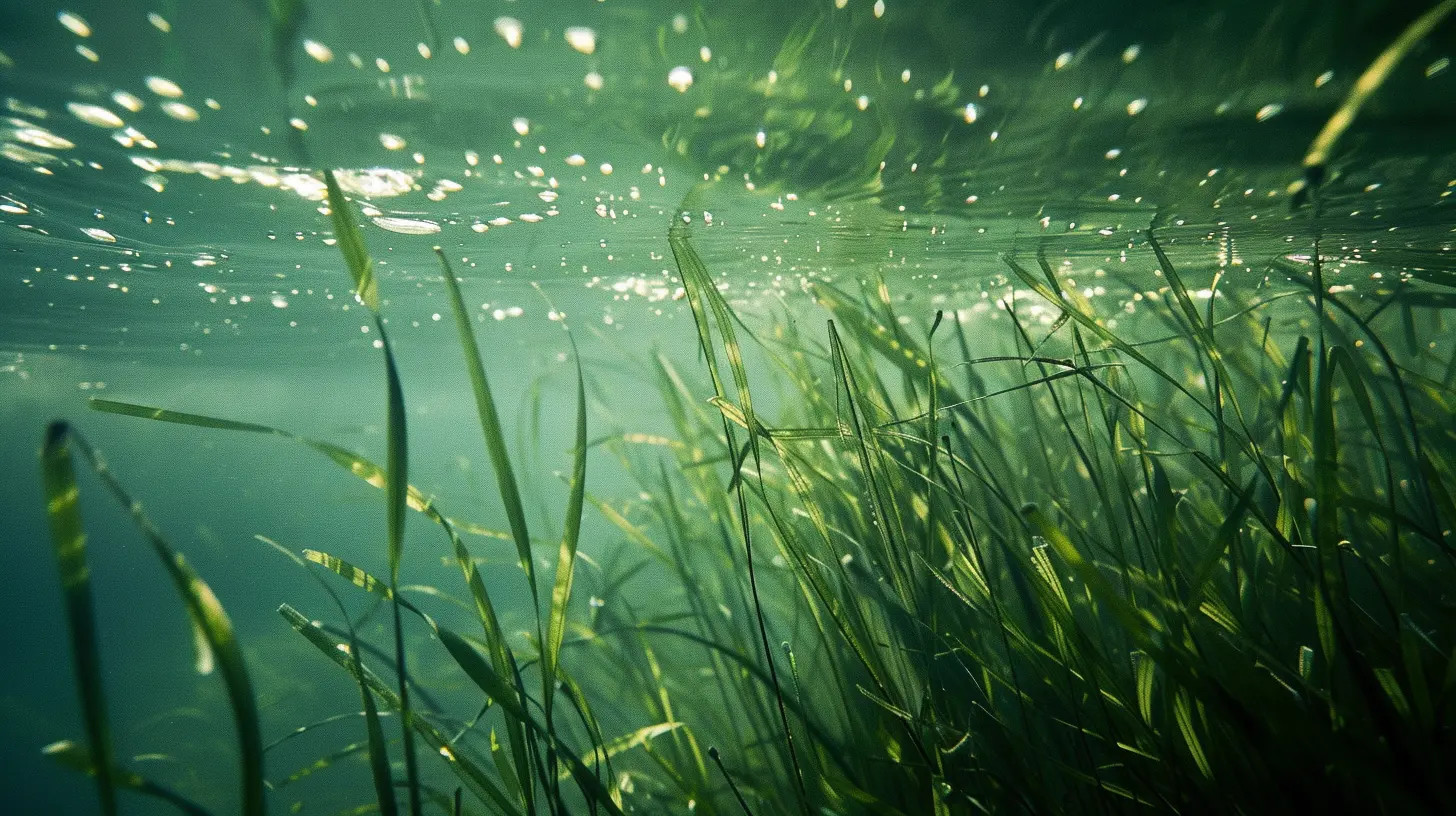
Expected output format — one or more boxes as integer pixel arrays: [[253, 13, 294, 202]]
[[3, 1, 1456, 814]]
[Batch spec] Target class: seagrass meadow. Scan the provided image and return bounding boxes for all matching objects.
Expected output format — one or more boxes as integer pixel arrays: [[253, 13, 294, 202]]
[[3, 0, 1456, 814]]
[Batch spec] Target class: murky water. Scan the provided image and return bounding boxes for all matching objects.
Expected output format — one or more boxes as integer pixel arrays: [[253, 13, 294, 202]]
[[3, 0, 1454, 812]]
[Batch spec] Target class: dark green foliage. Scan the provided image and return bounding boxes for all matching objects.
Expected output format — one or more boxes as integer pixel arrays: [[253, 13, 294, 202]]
[[37, 179, 1456, 814]]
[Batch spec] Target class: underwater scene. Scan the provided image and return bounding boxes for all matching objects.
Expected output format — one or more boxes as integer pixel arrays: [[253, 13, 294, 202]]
[[3, 0, 1456, 813]]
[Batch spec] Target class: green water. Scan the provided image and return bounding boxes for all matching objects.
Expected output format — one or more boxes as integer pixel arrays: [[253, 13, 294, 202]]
[[3, 1, 1455, 813]]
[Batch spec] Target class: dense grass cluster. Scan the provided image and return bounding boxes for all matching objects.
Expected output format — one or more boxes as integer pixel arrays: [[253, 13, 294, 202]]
[[40, 175, 1456, 815]]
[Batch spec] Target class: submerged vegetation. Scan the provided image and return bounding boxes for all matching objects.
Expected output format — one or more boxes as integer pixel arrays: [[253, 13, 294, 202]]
[[18, 0, 1456, 813], [39, 159, 1456, 814]]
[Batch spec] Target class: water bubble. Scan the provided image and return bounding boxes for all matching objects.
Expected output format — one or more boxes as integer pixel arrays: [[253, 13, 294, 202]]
[[145, 76, 185, 98], [494, 17, 523, 48], [57, 11, 91, 37], [112, 91, 143, 112], [162, 101, 199, 122], [1255, 103, 1283, 122], [371, 216, 440, 235], [15, 127, 73, 150], [667, 66, 694, 92], [565, 27, 596, 55], [303, 40, 333, 62], [67, 102, 124, 128]]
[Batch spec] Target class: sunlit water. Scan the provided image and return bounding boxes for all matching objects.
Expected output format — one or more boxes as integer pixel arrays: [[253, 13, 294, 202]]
[[3, 0, 1454, 811]]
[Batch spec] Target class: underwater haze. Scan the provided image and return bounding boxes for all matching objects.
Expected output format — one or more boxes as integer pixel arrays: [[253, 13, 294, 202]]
[[3, 0, 1456, 813]]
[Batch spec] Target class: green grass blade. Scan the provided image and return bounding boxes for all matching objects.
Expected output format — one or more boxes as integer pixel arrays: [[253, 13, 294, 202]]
[[303, 546, 540, 811], [435, 249, 540, 810], [87, 398, 470, 530], [304, 571, 624, 816], [543, 342, 588, 749], [430, 627, 625, 816], [436, 248, 537, 591], [556, 722, 683, 783], [380, 329, 422, 816], [277, 603, 524, 816], [378, 324, 409, 584], [1172, 690, 1212, 779], [323, 169, 378, 311], [1004, 254, 1207, 417], [1021, 502, 1157, 644], [1296, 0, 1456, 195], [44, 424, 265, 816], [324, 165, 422, 816], [40, 422, 118, 816], [42, 740, 212, 816], [262, 539, 398, 816], [271, 741, 368, 789], [670, 203, 811, 812]]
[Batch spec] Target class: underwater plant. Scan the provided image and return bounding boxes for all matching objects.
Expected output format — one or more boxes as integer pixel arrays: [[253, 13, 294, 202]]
[[24, 0, 1456, 813], [39, 159, 1456, 814]]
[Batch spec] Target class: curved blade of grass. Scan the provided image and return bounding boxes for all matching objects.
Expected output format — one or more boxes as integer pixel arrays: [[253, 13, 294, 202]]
[[1020, 502, 1157, 643], [543, 338, 588, 772], [87, 398, 497, 539], [324, 169, 378, 311], [271, 741, 368, 789], [1172, 690, 1213, 779], [434, 249, 540, 811], [670, 202, 810, 812], [1297, 0, 1456, 192], [277, 603, 524, 816], [435, 248, 538, 600], [324, 167, 422, 816], [282, 560, 625, 816], [379, 331, 420, 816], [1004, 254, 1207, 418], [40, 422, 118, 816], [260, 537, 398, 816], [431, 626, 624, 815], [42, 423, 265, 816], [42, 740, 212, 816], [558, 723, 683, 780], [261, 710, 394, 754]]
